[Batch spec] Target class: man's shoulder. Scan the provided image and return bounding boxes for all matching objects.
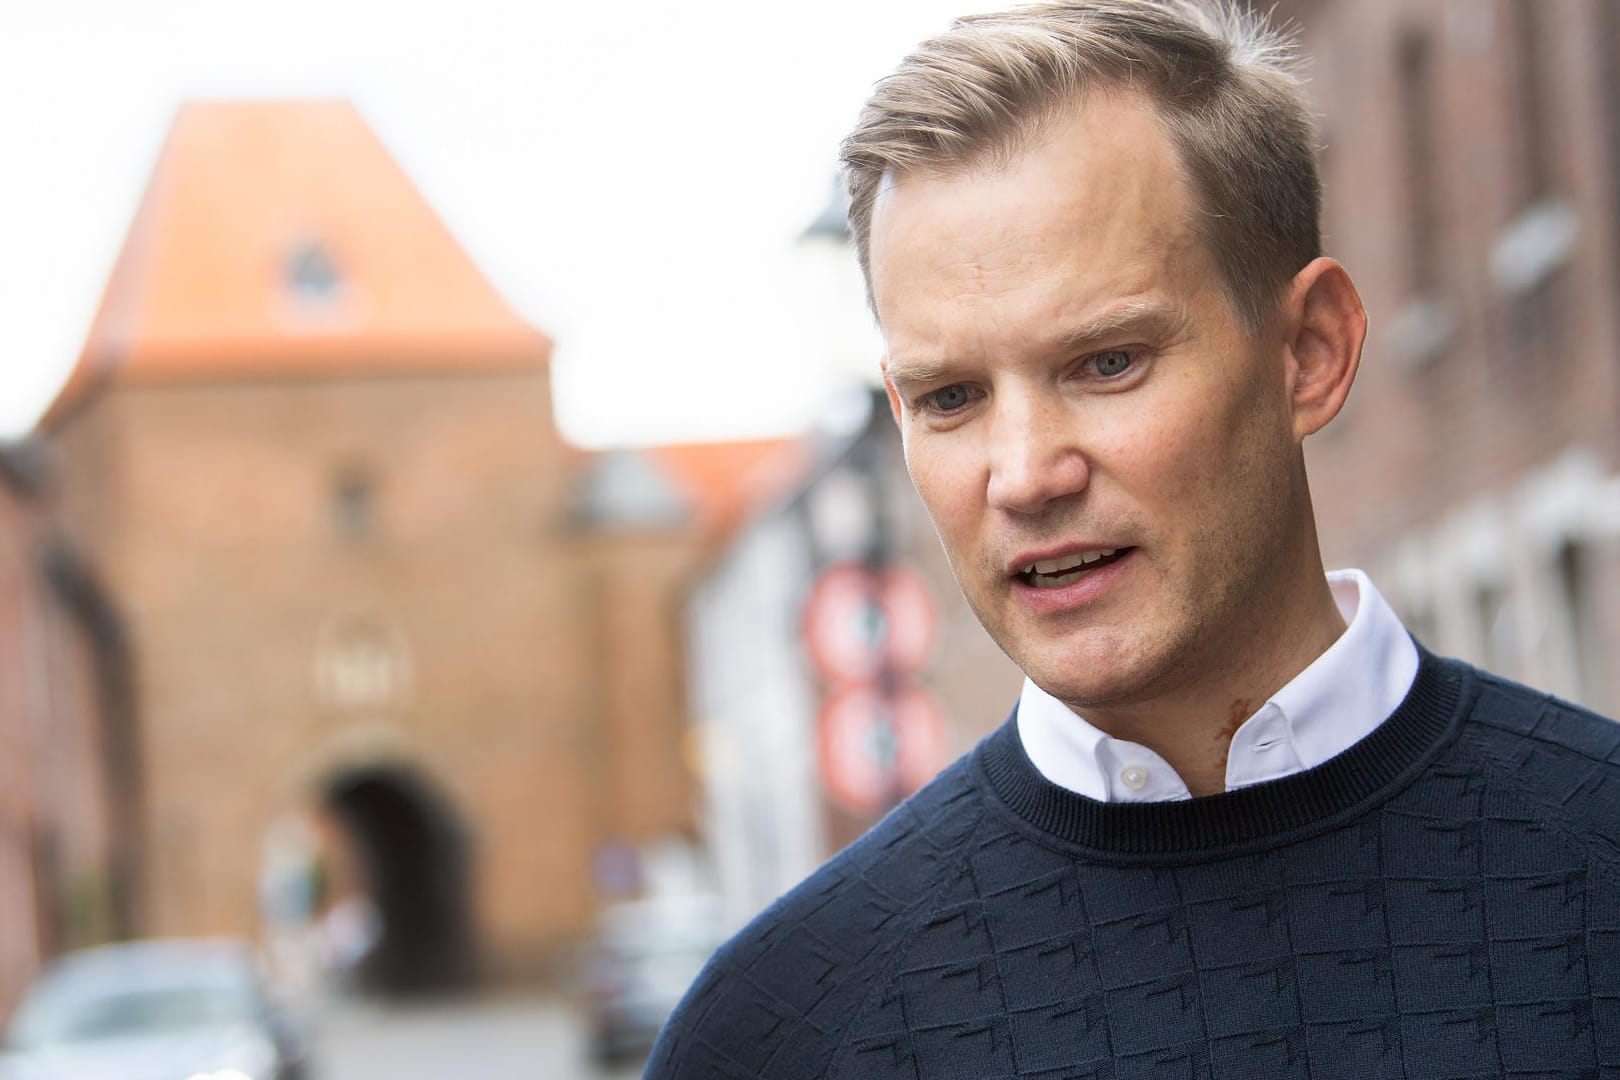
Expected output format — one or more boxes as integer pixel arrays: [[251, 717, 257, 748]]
[[644, 748, 993, 1079], [1462, 663, 1620, 764], [1451, 660, 1620, 845]]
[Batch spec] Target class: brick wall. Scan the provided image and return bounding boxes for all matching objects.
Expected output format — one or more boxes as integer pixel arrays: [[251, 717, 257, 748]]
[[0, 462, 43, 1020], [1281, 0, 1620, 709], [47, 368, 700, 977], [0, 454, 120, 1021]]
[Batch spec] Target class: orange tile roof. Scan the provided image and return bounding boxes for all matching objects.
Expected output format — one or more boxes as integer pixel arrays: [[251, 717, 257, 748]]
[[646, 438, 806, 540], [43, 99, 551, 429]]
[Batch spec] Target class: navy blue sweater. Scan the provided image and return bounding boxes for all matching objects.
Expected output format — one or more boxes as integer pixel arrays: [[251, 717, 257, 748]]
[[647, 651, 1620, 1078]]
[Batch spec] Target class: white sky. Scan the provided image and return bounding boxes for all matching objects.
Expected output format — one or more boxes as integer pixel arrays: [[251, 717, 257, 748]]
[[0, 0, 968, 447]]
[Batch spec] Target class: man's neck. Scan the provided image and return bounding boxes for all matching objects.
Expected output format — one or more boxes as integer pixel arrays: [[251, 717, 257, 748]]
[[1068, 573, 1349, 797]]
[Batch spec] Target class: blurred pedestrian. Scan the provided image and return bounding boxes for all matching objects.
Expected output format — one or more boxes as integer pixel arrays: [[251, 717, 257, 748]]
[[649, 2, 1620, 1075]]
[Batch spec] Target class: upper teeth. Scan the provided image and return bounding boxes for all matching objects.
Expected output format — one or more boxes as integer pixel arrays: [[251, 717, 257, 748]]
[[1023, 549, 1116, 575]]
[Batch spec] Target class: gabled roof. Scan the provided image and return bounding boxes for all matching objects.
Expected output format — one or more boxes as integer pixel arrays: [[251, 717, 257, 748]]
[[568, 448, 693, 531], [43, 99, 551, 429], [646, 438, 804, 540], [566, 437, 805, 540], [800, 174, 852, 242]]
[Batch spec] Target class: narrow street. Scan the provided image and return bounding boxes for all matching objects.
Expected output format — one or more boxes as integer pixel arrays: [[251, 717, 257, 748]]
[[310, 993, 646, 1080]]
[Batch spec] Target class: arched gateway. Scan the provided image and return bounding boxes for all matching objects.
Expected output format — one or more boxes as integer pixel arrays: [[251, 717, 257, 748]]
[[323, 766, 473, 994]]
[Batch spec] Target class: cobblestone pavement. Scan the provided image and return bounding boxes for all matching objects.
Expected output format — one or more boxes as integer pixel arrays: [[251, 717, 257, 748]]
[[309, 992, 646, 1080]]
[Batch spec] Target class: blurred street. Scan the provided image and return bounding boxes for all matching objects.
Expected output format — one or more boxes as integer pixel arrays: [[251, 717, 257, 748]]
[[4, 0, 1620, 1072], [311, 993, 645, 1080]]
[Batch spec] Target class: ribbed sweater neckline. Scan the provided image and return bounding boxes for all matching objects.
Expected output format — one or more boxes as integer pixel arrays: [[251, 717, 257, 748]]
[[976, 647, 1471, 857]]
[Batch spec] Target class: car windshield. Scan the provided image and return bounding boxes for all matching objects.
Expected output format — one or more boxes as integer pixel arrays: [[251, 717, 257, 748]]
[[9, 984, 258, 1048]]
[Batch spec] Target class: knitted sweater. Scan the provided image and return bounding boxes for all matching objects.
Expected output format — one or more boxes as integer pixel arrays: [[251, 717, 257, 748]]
[[647, 651, 1620, 1078]]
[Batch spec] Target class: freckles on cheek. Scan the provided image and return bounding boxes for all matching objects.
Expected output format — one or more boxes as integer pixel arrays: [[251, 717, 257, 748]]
[[906, 444, 978, 524], [1129, 396, 1227, 485], [909, 457, 957, 511], [1094, 416, 1186, 494]]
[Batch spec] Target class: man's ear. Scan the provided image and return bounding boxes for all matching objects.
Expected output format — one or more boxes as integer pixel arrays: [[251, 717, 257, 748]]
[[1281, 257, 1366, 442]]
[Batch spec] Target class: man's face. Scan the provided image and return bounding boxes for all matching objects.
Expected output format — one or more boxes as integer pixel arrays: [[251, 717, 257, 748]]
[[871, 93, 1311, 712]]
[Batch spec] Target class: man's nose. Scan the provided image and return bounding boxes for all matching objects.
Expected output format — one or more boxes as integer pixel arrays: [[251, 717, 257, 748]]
[[985, 396, 1089, 514]]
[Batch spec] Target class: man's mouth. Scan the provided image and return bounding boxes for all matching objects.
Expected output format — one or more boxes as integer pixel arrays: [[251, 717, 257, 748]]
[[1016, 548, 1131, 588]]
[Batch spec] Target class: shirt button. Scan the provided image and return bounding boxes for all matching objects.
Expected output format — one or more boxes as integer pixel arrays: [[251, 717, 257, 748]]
[[1120, 765, 1149, 790]]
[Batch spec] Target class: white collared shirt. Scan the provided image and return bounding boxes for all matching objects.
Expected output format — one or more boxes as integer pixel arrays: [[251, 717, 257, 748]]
[[1015, 569, 1419, 801]]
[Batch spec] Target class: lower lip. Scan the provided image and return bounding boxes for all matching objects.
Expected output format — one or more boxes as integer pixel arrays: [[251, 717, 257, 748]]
[[1010, 549, 1135, 614]]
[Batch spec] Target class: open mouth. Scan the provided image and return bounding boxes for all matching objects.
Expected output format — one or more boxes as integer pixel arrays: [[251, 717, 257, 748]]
[[1016, 548, 1132, 589]]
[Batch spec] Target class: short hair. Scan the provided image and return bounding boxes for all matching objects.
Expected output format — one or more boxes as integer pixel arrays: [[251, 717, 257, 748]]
[[840, 0, 1320, 334]]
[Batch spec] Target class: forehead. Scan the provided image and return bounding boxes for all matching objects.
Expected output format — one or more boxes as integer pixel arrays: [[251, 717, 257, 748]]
[[868, 93, 1208, 336]]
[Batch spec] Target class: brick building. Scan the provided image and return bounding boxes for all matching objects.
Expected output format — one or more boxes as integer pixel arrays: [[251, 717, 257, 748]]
[[566, 440, 792, 862], [38, 100, 725, 990], [1278, 0, 1620, 712], [0, 446, 130, 1017]]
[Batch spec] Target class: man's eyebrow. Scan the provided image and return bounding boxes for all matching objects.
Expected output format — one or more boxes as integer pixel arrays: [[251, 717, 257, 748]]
[[1058, 300, 1186, 350], [884, 301, 1187, 387], [883, 357, 957, 387]]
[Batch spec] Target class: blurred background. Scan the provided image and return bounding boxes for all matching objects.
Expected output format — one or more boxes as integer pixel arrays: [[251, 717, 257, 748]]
[[1, 0, 1617, 1076]]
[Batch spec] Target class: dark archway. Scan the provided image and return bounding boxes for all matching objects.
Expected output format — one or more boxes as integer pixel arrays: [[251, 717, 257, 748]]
[[323, 766, 474, 995]]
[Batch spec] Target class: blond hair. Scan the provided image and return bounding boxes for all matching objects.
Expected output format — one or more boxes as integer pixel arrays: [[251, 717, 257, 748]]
[[840, 0, 1319, 333]]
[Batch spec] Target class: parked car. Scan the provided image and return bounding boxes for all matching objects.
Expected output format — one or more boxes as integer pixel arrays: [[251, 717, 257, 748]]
[[583, 895, 723, 1067], [0, 938, 309, 1080]]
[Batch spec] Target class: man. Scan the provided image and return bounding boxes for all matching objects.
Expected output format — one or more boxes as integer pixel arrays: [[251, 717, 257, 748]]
[[648, 2, 1620, 1076]]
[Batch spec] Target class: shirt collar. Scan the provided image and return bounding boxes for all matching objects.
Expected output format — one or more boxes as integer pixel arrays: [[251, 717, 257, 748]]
[[1015, 569, 1419, 802]]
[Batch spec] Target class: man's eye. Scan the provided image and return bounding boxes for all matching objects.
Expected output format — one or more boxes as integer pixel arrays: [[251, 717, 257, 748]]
[[924, 385, 972, 412], [1091, 350, 1133, 377]]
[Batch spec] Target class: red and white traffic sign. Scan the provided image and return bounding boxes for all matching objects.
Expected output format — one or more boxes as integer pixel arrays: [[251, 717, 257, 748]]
[[801, 562, 936, 683], [817, 683, 948, 815]]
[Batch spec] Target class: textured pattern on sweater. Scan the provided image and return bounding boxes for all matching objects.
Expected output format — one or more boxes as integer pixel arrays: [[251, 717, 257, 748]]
[[647, 653, 1620, 1078], [648, 763, 989, 1079]]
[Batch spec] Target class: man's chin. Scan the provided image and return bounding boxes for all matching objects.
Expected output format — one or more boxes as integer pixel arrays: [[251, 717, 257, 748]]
[[1027, 674, 1146, 713], [1010, 642, 1155, 711]]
